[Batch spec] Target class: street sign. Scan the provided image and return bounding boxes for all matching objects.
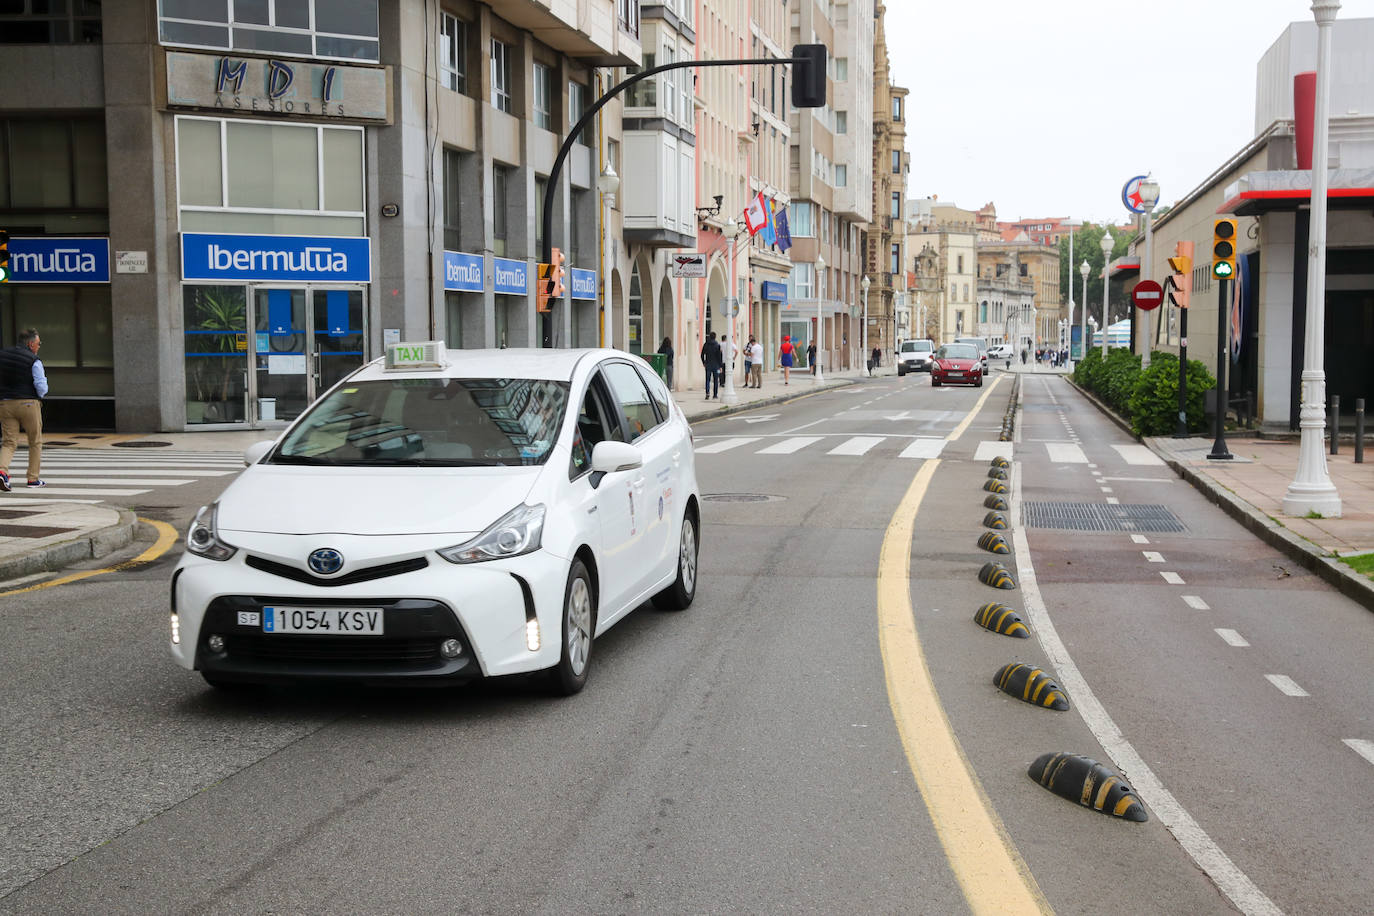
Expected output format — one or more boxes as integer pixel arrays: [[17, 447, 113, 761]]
[[1132, 279, 1163, 311], [1121, 175, 1148, 213], [671, 253, 706, 278]]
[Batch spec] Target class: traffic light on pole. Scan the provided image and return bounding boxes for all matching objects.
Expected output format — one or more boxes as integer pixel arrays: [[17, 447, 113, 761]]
[[549, 247, 565, 299], [1211, 219, 1237, 280], [536, 262, 552, 313], [1166, 241, 1192, 309], [0, 230, 10, 283], [791, 43, 827, 108]]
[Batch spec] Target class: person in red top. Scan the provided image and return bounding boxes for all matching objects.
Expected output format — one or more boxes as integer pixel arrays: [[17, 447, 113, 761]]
[[779, 335, 795, 385]]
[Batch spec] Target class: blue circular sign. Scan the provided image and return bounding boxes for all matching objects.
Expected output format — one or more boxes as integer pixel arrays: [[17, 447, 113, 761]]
[[1121, 175, 1148, 214]]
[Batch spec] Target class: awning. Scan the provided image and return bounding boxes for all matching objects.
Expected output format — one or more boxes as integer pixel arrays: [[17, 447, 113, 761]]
[[1218, 169, 1374, 216]]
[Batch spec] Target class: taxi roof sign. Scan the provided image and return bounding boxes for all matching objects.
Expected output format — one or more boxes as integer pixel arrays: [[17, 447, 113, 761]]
[[385, 340, 448, 371]]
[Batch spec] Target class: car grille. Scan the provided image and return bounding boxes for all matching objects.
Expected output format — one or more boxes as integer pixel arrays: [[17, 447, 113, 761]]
[[245, 554, 429, 586], [222, 634, 442, 667]]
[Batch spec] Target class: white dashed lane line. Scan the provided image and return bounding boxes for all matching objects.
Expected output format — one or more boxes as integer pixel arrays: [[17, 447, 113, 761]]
[[1143, 551, 1165, 563], [1215, 628, 1250, 647], [1131, 534, 1150, 544], [1161, 571, 1186, 585], [1265, 675, 1310, 697], [1183, 595, 1210, 610], [1344, 739, 1374, 767]]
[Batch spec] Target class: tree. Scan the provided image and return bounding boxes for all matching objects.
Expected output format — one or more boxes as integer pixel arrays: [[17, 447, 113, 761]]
[[1059, 223, 1138, 327]]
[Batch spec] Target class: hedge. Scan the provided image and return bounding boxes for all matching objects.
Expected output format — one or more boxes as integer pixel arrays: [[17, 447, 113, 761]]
[[1073, 348, 1216, 438]]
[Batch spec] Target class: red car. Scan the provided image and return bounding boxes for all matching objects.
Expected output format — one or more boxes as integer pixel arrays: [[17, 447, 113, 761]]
[[930, 343, 984, 387]]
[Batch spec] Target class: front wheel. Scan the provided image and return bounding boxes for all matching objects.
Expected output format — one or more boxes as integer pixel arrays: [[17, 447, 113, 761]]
[[975, 376, 984, 388], [652, 513, 698, 611], [932, 377, 942, 387], [897, 367, 905, 377], [547, 559, 595, 695]]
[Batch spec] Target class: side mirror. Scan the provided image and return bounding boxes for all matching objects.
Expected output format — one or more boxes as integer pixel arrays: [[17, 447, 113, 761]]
[[244, 440, 275, 466], [591, 440, 643, 474]]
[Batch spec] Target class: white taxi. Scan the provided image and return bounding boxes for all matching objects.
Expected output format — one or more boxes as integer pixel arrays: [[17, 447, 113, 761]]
[[170, 344, 701, 695]]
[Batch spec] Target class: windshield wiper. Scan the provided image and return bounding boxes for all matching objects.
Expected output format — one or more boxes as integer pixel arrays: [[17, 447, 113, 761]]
[[268, 454, 336, 466]]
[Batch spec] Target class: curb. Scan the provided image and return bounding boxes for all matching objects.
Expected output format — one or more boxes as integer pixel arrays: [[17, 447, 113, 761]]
[[0, 508, 140, 582], [1063, 376, 1374, 615]]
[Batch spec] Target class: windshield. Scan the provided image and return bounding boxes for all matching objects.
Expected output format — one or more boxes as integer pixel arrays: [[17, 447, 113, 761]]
[[902, 341, 932, 352], [272, 377, 570, 467], [939, 344, 979, 360]]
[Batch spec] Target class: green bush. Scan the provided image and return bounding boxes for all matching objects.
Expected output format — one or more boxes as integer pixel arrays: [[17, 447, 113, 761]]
[[1101, 348, 1142, 415], [1127, 352, 1216, 437]]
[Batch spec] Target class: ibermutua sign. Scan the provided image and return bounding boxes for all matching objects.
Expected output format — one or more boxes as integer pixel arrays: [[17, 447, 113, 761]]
[[181, 232, 371, 282]]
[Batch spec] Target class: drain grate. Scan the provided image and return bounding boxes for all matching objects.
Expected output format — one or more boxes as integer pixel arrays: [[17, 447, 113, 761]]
[[1023, 501, 1186, 533], [112, 440, 173, 448]]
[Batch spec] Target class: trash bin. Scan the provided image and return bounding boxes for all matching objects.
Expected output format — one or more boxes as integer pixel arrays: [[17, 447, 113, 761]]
[[646, 353, 667, 380]]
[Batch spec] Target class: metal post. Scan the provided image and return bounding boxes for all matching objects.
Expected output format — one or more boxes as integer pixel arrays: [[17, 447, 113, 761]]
[[1329, 394, 1340, 455], [1355, 398, 1364, 463], [1175, 305, 1189, 437], [1208, 277, 1233, 460]]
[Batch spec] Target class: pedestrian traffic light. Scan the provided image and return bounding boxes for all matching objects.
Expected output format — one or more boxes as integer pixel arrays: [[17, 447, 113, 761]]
[[1212, 219, 1237, 280], [549, 247, 565, 299], [0, 230, 10, 283], [1166, 242, 1192, 309], [791, 44, 827, 108]]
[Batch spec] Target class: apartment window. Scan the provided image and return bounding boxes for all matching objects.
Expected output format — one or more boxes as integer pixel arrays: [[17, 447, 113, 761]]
[[491, 39, 512, 113], [790, 202, 814, 237], [891, 192, 900, 218], [3, 118, 108, 214], [626, 53, 657, 108], [569, 80, 591, 146], [890, 244, 900, 274], [834, 4, 849, 27], [618, 0, 639, 38], [957, 254, 965, 273], [533, 63, 552, 129], [443, 147, 461, 250], [892, 96, 902, 121], [834, 165, 847, 188], [159, 0, 379, 62], [493, 166, 509, 256], [0, 1, 102, 42], [834, 111, 847, 134], [891, 150, 901, 173], [440, 13, 468, 93], [535, 178, 547, 253], [661, 44, 677, 122], [789, 262, 814, 299], [833, 57, 848, 81]]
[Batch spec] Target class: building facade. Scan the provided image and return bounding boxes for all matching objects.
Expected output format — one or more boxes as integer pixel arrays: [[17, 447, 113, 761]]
[[866, 2, 907, 365]]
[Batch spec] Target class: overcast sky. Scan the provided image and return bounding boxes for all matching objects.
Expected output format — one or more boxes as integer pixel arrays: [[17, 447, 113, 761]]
[[885, 0, 1374, 225]]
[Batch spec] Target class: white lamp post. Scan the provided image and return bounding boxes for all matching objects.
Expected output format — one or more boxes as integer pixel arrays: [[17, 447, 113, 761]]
[[1063, 219, 1082, 370], [1284, 0, 1343, 516], [597, 163, 619, 352], [1079, 260, 1090, 363], [1138, 176, 1161, 367], [1099, 230, 1114, 357], [814, 254, 826, 384], [721, 217, 740, 404], [861, 275, 872, 376]]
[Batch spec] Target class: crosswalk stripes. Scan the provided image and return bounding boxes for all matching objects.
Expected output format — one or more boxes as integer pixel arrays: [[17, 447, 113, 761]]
[[758, 436, 823, 455], [828, 436, 883, 456], [1111, 444, 1166, 466], [900, 438, 947, 459], [2, 448, 243, 502]]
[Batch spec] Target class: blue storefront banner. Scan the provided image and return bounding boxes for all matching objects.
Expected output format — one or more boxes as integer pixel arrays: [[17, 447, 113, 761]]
[[570, 268, 597, 300], [492, 257, 528, 296], [443, 251, 484, 292], [6, 237, 110, 284], [761, 280, 787, 302], [181, 232, 371, 282]]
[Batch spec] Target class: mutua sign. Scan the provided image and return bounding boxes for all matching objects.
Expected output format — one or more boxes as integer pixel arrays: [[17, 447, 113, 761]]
[[6, 237, 110, 284], [181, 232, 371, 282]]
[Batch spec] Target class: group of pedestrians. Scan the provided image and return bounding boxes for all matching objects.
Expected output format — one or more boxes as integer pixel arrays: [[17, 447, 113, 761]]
[[0, 328, 48, 492]]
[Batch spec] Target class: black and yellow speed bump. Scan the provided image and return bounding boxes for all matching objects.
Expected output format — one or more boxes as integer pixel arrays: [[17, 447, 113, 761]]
[[973, 602, 1030, 638], [977, 531, 1010, 554], [983, 479, 1008, 494], [994, 663, 1070, 710], [1027, 752, 1148, 822], [977, 562, 1017, 589], [987, 467, 1008, 480], [983, 511, 1008, 530], [984, 494, 1009, 511], [990, 456, 1010, 469]]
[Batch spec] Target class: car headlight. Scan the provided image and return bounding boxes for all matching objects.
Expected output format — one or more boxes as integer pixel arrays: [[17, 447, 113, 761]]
[[186, 502, 237, 561], [437, 503, 545, 564]]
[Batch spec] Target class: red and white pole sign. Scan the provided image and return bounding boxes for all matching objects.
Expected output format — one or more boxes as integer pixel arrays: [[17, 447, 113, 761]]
[[1132, 279, 1163, 312]]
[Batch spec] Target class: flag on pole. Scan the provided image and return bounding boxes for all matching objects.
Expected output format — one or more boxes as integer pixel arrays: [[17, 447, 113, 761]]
[[761, 198, 776, 247], [743, 191, 768, 235], [774, 207, 792, 252]]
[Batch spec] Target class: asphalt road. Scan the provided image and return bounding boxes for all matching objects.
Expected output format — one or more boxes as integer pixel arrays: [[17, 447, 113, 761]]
[[1, 368, 1370, 914]]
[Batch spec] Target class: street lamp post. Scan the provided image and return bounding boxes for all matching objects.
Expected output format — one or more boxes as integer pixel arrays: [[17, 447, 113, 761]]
[[1079, 260, 1090, 365], [1138, 176, 1161, 367], [597, 163, 619, 352], [721, 218, 740, 405], [814, 254, 826, 384], [1099, 230, 1114, 357], [1283, 0, 1343, 516], [1063, 219, 1082, 371], [861, 275, 871, 375]]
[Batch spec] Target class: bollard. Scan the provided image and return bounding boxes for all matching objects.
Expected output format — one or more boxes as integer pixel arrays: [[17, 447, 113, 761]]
[[1330, 395, 1340, 455], [1357, 399, 1365, 464]]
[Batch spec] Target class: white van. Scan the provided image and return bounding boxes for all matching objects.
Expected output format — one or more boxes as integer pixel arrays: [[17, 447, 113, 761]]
[[954, 337, 989, 375], [896, 339, 935, 375]]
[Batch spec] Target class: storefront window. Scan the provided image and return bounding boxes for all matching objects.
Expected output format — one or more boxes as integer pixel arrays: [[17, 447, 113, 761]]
[[2, 285, 113, 397], [182, 285, 249, 425]]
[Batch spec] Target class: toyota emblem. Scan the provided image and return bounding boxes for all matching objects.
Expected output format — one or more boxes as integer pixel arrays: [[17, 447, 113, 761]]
[[307, 548, 345, 575]]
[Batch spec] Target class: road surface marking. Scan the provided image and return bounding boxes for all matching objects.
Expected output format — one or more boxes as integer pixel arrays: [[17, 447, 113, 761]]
[[1111, 444, 1167, 466], [1103, 476, 1174, 483], [900, 438, 947, 459], [757, 436, 824, 455], [36, 469, 236, 478], [828, 436, 883, 456], [1100, 486, 1113, 493], [974, 440, 1012, 461], [4, 486, 151, 497], [878, 459, 1048, 915], [1007, 457, 1283, 916], [1131, 535, 1150, 544], [1266, 675, 1309, 697], [1161, 571, 1185, 584], [1045, 442, 1088, 463], [1216, 629, 1250, 647], [1143, 551, 1165, 563], [1344, 739, 1374, 767], [694, 437, 760, 453], [1183, 595, 1211, 610], [15, 477, 193, 487], [1106, 497, 1120, 504]]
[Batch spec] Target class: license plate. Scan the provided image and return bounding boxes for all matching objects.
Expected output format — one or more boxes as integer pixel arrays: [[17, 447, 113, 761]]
[[262, 606, 384, 636], [949, 371, 964, 376]]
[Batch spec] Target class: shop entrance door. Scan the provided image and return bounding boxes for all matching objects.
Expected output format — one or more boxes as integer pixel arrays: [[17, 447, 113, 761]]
[[251, 286, 367, 425]]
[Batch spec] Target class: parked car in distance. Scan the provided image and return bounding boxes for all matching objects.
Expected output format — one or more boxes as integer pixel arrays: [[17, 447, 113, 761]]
[[896, 338, 935, 375], [987, 343, 1015, 363], [931, 343, 984, 388], [954, 336, 989, 375], [170, 344, 702, 696]]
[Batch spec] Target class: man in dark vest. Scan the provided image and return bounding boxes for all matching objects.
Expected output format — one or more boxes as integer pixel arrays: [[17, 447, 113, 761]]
[[0, 328, 48, 491]]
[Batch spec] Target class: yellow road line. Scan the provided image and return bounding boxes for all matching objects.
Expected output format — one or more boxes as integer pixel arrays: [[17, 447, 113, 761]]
[[0, 518, 179, 598], [878, 442, 1050, 914], [948, 374, 1004, 442]]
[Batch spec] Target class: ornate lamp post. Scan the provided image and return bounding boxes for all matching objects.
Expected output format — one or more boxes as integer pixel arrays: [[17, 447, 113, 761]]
[[721, 218, 741, 404], [861, 275, 872, 375], [597, 163, 619, 351], [1079, 260, 1090, 363], [1138, 176, 1161, 367], [1099, 230, 1114, 357]]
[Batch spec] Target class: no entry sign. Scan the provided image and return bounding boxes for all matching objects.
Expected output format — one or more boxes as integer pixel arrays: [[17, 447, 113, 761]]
[[1132, 279, 1163, 312]]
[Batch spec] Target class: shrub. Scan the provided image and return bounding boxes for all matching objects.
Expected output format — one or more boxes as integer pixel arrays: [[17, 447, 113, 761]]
[[1101, 348, 1142, 416], [1127, 352, 1216, 437]]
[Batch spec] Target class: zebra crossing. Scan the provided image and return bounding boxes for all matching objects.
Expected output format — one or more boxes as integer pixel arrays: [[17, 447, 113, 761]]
[[1, 448, 243, 502], [693, 435, 1170, 466]]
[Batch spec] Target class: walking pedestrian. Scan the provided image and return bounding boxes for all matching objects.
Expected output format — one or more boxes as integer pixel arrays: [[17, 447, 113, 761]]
[[700, 331, 723, 400], [657, 336, 674, 388], [779, 335, 796, 385], [807, 342, 817, 375], [0, 328, 48, 491], [747, 337, 764, 388], [872, 346, 881, 371], [741, 335, 755, 387]]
